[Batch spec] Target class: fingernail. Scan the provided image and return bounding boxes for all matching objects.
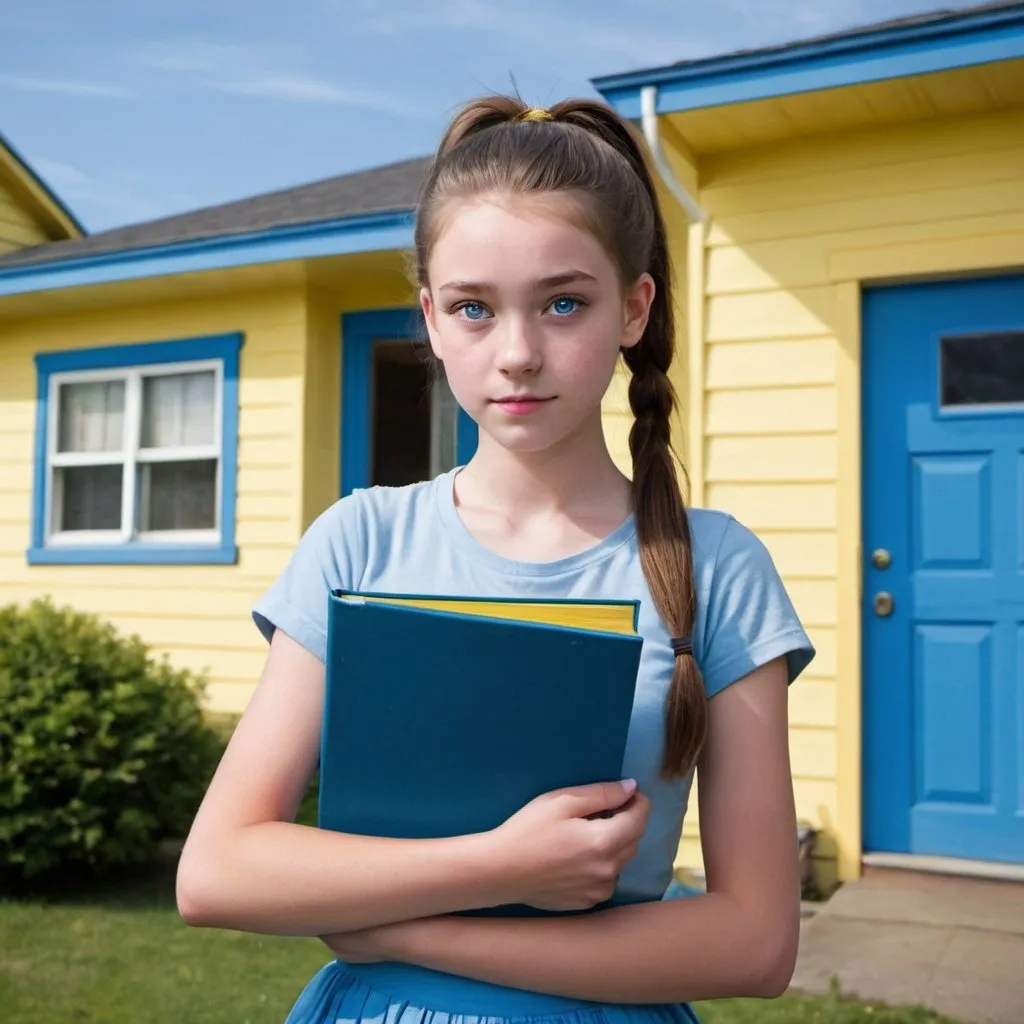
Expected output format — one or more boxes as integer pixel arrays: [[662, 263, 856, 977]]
[[621, 778, 637, 795]]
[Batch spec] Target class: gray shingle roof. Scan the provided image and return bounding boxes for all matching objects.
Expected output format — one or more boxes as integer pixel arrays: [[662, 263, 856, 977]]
[[0, 155, 432, 270], [669, 1, 1022, 69], [592, 2, 1021, 85]]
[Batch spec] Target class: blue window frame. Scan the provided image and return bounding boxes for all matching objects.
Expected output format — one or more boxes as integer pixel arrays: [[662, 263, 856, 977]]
[[340, 308, 478, 496], [28, 332, 243, 565]]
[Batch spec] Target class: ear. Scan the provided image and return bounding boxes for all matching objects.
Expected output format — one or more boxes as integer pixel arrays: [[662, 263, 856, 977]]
[[420, 286, 444, 361], [621, 272, 655, 350]]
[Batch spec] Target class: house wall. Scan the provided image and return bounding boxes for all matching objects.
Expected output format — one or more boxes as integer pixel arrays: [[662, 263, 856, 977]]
[[666, 105, 1024, 890], [0, 177, 50, 252], [0, 284, 309, 715], [0, 260, 437, 718]]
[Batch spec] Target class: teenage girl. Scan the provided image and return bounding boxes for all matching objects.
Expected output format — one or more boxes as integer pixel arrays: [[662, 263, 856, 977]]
[[176, 95, 815, 1024]]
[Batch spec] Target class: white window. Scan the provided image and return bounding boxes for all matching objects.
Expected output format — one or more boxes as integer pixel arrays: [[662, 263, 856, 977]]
[[46, 359, 223, 547]]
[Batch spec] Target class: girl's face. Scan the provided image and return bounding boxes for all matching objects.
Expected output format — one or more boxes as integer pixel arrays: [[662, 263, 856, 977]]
[[421, 192, 654, 457]]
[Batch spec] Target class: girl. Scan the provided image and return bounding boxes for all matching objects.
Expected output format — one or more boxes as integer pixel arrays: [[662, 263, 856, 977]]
[[176, 95, 815, 1024]]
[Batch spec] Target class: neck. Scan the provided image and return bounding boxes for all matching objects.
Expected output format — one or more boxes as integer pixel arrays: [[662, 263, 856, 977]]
[[455, 414, 632, 522]]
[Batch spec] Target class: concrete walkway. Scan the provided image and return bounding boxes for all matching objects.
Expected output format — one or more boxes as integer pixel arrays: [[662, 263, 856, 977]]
[[791, 867, 1024, 1023]]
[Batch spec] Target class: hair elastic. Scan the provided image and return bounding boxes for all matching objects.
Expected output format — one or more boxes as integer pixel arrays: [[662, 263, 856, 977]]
[[670, 636, 693, 658], [515, 107, 553, 123]]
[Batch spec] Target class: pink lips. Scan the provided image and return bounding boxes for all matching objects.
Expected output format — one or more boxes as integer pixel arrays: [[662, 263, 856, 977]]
[[493, 396, 553, 415]]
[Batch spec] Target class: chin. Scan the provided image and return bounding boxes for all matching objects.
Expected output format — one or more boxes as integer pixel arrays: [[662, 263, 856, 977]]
[[486, 423, 584, 457]]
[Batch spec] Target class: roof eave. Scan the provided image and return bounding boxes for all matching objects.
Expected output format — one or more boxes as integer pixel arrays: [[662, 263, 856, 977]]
[[0, 133, 87, 239], [0, 208, 415, 298], [591, 3, 1024, 119]]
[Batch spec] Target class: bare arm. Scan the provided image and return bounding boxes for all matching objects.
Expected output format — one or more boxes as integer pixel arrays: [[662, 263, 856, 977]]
[[176, 629, 646, 937], [330, 656, 800, 1003]]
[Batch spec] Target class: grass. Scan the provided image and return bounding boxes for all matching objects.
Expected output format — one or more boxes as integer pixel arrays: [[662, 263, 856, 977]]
[[1, 723, 962, 1024], [0, 854, 965, 1024]]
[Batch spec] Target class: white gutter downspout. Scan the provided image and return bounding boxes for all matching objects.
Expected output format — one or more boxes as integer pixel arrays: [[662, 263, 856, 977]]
[[639, 84, 708, 507], [640, 85, 707, 225]]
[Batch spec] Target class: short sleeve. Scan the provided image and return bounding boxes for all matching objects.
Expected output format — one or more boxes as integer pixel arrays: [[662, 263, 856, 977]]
[[251, 492, 367, 662], [699, 516, 815, 698]]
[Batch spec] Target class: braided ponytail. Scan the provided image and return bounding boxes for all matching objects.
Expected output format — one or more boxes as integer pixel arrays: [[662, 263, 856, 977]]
[[415, 97, 707, 778]]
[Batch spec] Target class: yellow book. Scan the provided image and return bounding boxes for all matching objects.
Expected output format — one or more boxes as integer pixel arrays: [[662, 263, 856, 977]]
[[332, 590, 638, 636]]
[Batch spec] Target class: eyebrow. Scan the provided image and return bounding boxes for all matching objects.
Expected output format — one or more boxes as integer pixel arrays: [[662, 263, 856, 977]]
[[437, 271, 599, 294]]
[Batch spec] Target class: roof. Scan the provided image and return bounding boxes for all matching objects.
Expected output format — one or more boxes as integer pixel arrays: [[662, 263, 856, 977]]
[[592, 1, 1024, 118], [0, 131, 86, 240], [672, 1, 1022, 73], [0, 155, 431, 271]]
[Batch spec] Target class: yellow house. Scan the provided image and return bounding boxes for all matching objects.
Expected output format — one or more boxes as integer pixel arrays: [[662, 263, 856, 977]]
[[1, 2, 1022, 896], [592, 0, 1024, 890]]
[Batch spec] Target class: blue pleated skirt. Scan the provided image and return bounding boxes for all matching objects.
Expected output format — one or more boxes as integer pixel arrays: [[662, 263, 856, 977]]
[[283, 960, 701, 1024]]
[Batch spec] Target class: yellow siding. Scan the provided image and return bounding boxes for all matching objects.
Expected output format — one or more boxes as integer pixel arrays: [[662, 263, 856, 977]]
[[0, 178, 49, 252], [0, 258, 425, 716], [0, 285, 308, 715], [668, 104, 1024, 890], [302, 286, 342, 527]]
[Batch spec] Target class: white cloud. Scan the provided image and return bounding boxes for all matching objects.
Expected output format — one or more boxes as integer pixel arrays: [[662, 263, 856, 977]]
[[28, 156, 199, 229], [31, 157, 91, 189], [351, 0, 504, 35], [138, 40, 303, 75], [218, 73, 415, 115], [579, 27, 714, 67], [0, 75, 131, 98], [135, 39, 421, 117]]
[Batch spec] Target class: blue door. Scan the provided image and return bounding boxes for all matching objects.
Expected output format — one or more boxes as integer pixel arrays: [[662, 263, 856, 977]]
[[863, 274, 1024, 865], [340, 308, 478, 496]]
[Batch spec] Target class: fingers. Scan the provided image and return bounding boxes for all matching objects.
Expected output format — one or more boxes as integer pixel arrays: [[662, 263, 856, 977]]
[[554, 779, 638, 818], [594, 791, 651, 848]]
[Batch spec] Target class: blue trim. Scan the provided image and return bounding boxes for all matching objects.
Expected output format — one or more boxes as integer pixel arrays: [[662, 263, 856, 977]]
[[340, 308, 478, 496], [0, 210, 415, 298], [592, 5, 1024, 118], [27, 545, 239, 566], [28, 331, 243, 566]]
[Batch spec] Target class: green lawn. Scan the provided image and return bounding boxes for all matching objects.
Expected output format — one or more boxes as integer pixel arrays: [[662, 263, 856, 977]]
[[0, 851, 963, 1024]]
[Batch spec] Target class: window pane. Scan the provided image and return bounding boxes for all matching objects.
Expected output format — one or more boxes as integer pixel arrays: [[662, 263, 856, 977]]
[[57, 380, 125, 452], [142, 371, 216, 448], [55, 465, 123, 531], [941, 332, 1024, 408], [141, 459, 217, 531]]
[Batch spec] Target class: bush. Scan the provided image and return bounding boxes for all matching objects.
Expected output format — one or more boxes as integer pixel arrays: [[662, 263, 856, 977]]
[[0, 597, 221, 887]]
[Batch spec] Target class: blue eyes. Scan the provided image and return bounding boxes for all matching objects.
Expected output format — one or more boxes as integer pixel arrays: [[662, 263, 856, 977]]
[[550, 296, 579, 316], [453, 296, 582, 321], [461, 302, 489, 321]]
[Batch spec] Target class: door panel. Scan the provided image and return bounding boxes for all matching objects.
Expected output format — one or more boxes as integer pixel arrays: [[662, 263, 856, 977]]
[[863, 274, 1024, 864]]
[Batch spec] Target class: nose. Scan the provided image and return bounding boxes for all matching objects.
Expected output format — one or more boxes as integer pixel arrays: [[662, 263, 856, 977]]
[[495, 315, 542, 377]]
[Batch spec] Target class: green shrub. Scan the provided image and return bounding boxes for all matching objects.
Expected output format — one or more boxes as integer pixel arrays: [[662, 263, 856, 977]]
[[0, 597, 221, 887]]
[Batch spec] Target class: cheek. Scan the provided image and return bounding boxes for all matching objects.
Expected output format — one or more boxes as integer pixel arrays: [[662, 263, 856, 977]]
[[556, 331, 622, 389], [435, 332, 486, 399]]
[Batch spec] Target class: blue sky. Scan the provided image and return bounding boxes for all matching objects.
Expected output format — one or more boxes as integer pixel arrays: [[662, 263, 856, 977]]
[[0, 0, 991, 233]]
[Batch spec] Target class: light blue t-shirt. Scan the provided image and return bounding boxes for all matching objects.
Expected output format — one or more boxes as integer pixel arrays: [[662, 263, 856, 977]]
[[252, 467, 814, 905]]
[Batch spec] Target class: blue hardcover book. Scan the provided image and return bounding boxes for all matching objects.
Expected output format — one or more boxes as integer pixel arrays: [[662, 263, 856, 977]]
[[318, 589, 644, 916]]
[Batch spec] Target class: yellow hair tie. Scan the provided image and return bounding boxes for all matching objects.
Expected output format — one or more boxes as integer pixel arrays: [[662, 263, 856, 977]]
[[515, 107, 553, 123]]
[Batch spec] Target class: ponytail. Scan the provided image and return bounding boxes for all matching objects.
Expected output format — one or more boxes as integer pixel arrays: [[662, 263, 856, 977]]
[[416, 96, 708, 778]]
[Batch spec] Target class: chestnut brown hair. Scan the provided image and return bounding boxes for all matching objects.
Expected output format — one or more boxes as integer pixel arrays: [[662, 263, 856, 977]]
[[415, 97, 706, 777]]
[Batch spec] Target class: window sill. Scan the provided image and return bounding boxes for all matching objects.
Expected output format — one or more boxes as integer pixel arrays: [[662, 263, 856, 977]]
[[26, 544, 239, 566]]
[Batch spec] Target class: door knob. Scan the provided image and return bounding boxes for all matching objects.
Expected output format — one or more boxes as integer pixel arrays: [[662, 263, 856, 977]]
[[871, 549, 892, 569], [874, 592, 894, 617]]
